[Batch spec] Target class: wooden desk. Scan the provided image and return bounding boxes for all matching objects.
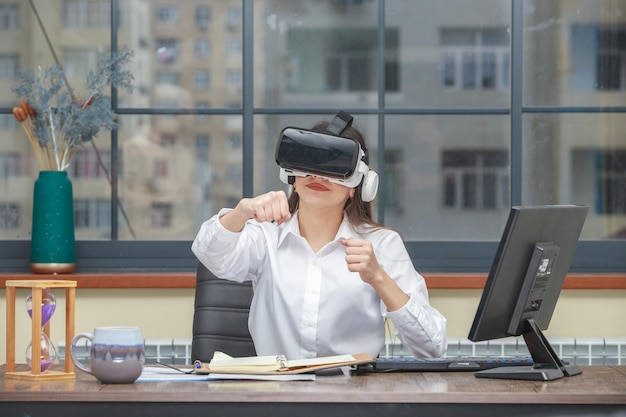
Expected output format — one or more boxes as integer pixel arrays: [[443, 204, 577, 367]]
[[1, 365, 626, 417]]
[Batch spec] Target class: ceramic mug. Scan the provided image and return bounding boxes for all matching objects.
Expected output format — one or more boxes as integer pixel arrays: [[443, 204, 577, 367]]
[[70, 326, 145, 384]]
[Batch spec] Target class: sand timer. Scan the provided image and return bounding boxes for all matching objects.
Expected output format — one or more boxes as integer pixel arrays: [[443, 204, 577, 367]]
[[5, 279, 76, 381], [25, 287, 57, 372]]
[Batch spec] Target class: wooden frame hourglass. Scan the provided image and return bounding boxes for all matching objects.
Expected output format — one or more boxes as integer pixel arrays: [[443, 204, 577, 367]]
[[5, 279, 76, 381]]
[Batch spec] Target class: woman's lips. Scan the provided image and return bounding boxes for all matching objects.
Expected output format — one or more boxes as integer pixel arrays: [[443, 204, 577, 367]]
[[306, 183, 329, 191]]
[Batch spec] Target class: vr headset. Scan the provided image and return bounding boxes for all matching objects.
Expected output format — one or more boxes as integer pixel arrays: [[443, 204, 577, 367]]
[[275, 111, 379, 202]]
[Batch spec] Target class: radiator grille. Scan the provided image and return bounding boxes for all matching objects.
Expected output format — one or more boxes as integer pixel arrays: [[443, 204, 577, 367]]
[[59, 336, 626, 366]]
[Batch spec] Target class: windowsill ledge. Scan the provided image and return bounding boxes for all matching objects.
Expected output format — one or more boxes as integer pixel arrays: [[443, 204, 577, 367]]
[[1, 273, 625, 289]]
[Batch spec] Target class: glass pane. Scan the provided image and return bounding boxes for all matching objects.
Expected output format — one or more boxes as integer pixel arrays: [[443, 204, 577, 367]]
[[386, 0, 510, 108], [127, 0, 242, 109], [482, 51, 496, 89], [524, 0, 626, 106], [462, 52, 477, 89], [384, 115, 510, 241], [522, 113, 626, 240], [118, 114, 242, 240], [257, 0, 380, 109], [0, 0, 116, 240]]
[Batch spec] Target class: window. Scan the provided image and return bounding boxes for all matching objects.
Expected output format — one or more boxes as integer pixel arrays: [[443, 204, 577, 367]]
[[195, 39, 211, 57], [150, 203, 172, 228], [595, 150, 626, 215], [287, 28, 399, 93], [441, 28, 509, 90], [70, 149, 110, 179], [0, 54, 18, 80], [155, 6, 179, 24], [195, 6, 211, 31], [0, 1, 624, 273], [0, 113, 18, 130], [597, 26, 626, 90], [0, 4, 19, 30], [195, 70, 210, 89], [62, 0, 112, 29], [195, 134, 210, 155], [156, 39, 180, 64], [74, 199, 110, 229], [0, 153, 21, 177], [226, 38, 242, 56], [0, 203, 19, 229], [226, 6, 241, 31], [442, 150, 509, 210], [383, 149, 403, 212], [571, 24, 626, 91]]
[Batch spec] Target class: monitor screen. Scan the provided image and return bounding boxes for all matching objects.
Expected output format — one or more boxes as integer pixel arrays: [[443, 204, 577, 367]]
[[468, 205, 588, 381]]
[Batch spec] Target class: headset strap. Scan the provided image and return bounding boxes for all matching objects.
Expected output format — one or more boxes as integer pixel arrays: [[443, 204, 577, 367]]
[[326, 111, 353, 136]]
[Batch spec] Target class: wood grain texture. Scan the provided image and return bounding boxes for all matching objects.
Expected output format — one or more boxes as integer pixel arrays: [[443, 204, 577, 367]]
[[1, 364, 625, 404]]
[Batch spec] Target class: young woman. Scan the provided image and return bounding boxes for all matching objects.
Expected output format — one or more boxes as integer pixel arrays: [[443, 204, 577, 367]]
[[192, 120, 447, 360]]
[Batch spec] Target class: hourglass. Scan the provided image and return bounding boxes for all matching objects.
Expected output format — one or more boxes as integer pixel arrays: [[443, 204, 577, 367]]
[[5, 279, 76, 381], [25, 287, 57, 372]]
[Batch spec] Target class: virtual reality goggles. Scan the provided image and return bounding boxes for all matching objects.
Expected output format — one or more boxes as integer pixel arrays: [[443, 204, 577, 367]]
[[275, 112, 379, 201]]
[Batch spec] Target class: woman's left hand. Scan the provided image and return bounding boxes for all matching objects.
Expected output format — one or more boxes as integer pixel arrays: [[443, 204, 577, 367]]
[[340, 238, 384, 284], [340, 238, 410, 312]]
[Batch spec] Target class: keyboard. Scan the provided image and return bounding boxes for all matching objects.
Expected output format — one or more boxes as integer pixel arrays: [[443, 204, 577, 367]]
[[357, 356, 534, 373]]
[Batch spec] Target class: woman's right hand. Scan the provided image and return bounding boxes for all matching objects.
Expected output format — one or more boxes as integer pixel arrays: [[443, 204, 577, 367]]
[[220, 191, 291, 232], [240, 190, 291, 224]]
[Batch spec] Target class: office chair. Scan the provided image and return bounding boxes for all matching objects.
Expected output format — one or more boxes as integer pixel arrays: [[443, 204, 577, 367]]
[[191, 262, 256, 363]]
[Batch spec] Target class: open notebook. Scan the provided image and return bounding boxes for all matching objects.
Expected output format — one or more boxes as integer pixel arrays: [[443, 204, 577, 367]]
[[195, 351, 373, 375]]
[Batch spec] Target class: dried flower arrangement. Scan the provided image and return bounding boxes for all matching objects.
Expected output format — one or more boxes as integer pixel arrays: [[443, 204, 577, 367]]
[[11, 46, 135, 171]]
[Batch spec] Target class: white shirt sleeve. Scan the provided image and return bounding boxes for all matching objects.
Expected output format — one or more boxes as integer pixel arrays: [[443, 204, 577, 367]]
[[191, 208, 266, 283], [386, 295, 448, 358], [373, 230, 448, 358]]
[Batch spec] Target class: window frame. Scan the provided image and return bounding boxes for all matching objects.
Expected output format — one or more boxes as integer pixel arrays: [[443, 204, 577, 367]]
[[0, 0, 625, 274]]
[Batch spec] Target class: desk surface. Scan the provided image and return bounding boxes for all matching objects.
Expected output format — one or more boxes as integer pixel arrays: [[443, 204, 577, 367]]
[[2, 365, 626, 417]]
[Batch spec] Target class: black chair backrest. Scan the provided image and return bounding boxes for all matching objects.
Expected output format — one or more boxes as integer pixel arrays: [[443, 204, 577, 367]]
[[191, 263, 256, 363]]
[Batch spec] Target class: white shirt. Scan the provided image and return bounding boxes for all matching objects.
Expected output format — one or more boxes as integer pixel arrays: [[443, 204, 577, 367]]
[[192, 209, 447, 360]]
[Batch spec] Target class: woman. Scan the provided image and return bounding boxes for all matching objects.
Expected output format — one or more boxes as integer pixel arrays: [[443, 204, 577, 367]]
[[192, 119, 447, 360]]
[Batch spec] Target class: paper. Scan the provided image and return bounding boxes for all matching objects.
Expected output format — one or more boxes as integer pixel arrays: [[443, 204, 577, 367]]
[[136, 366, 316, 382], [197, 351, 373, 375], [207, 372, 316, 381], [209, 351, 289, 372]]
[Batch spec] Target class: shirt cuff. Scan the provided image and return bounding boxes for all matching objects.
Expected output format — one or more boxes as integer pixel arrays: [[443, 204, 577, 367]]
[[385, 294, 419, 327], [212, 208, 243, 242]]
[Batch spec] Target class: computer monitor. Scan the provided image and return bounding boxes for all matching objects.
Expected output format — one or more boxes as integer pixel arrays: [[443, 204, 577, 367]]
[[468, 205, 588, 381]]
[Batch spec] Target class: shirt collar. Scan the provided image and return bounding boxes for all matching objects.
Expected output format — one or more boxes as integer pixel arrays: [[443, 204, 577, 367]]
[[277, 211, 301, 248], [277, 211, 360, 248]]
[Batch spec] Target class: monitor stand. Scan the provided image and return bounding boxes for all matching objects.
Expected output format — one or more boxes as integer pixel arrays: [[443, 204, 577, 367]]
[[474, 319, 583, 381]]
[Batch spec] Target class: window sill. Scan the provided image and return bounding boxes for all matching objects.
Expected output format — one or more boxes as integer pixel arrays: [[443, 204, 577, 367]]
[[1, 273, 625, 290]]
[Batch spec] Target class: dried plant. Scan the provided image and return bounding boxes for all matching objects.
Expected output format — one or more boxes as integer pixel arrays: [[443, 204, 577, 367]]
[[11, 46, 134, 171]]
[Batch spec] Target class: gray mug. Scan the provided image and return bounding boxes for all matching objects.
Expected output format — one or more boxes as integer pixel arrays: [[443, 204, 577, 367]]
[[70, 326, 145, 384]]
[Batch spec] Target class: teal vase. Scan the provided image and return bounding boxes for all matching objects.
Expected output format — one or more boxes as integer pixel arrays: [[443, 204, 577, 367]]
[[30, 171, 76, 274]]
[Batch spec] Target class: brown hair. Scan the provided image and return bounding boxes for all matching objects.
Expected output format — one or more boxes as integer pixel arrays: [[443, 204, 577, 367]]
[[287, 120, 382, 231]]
